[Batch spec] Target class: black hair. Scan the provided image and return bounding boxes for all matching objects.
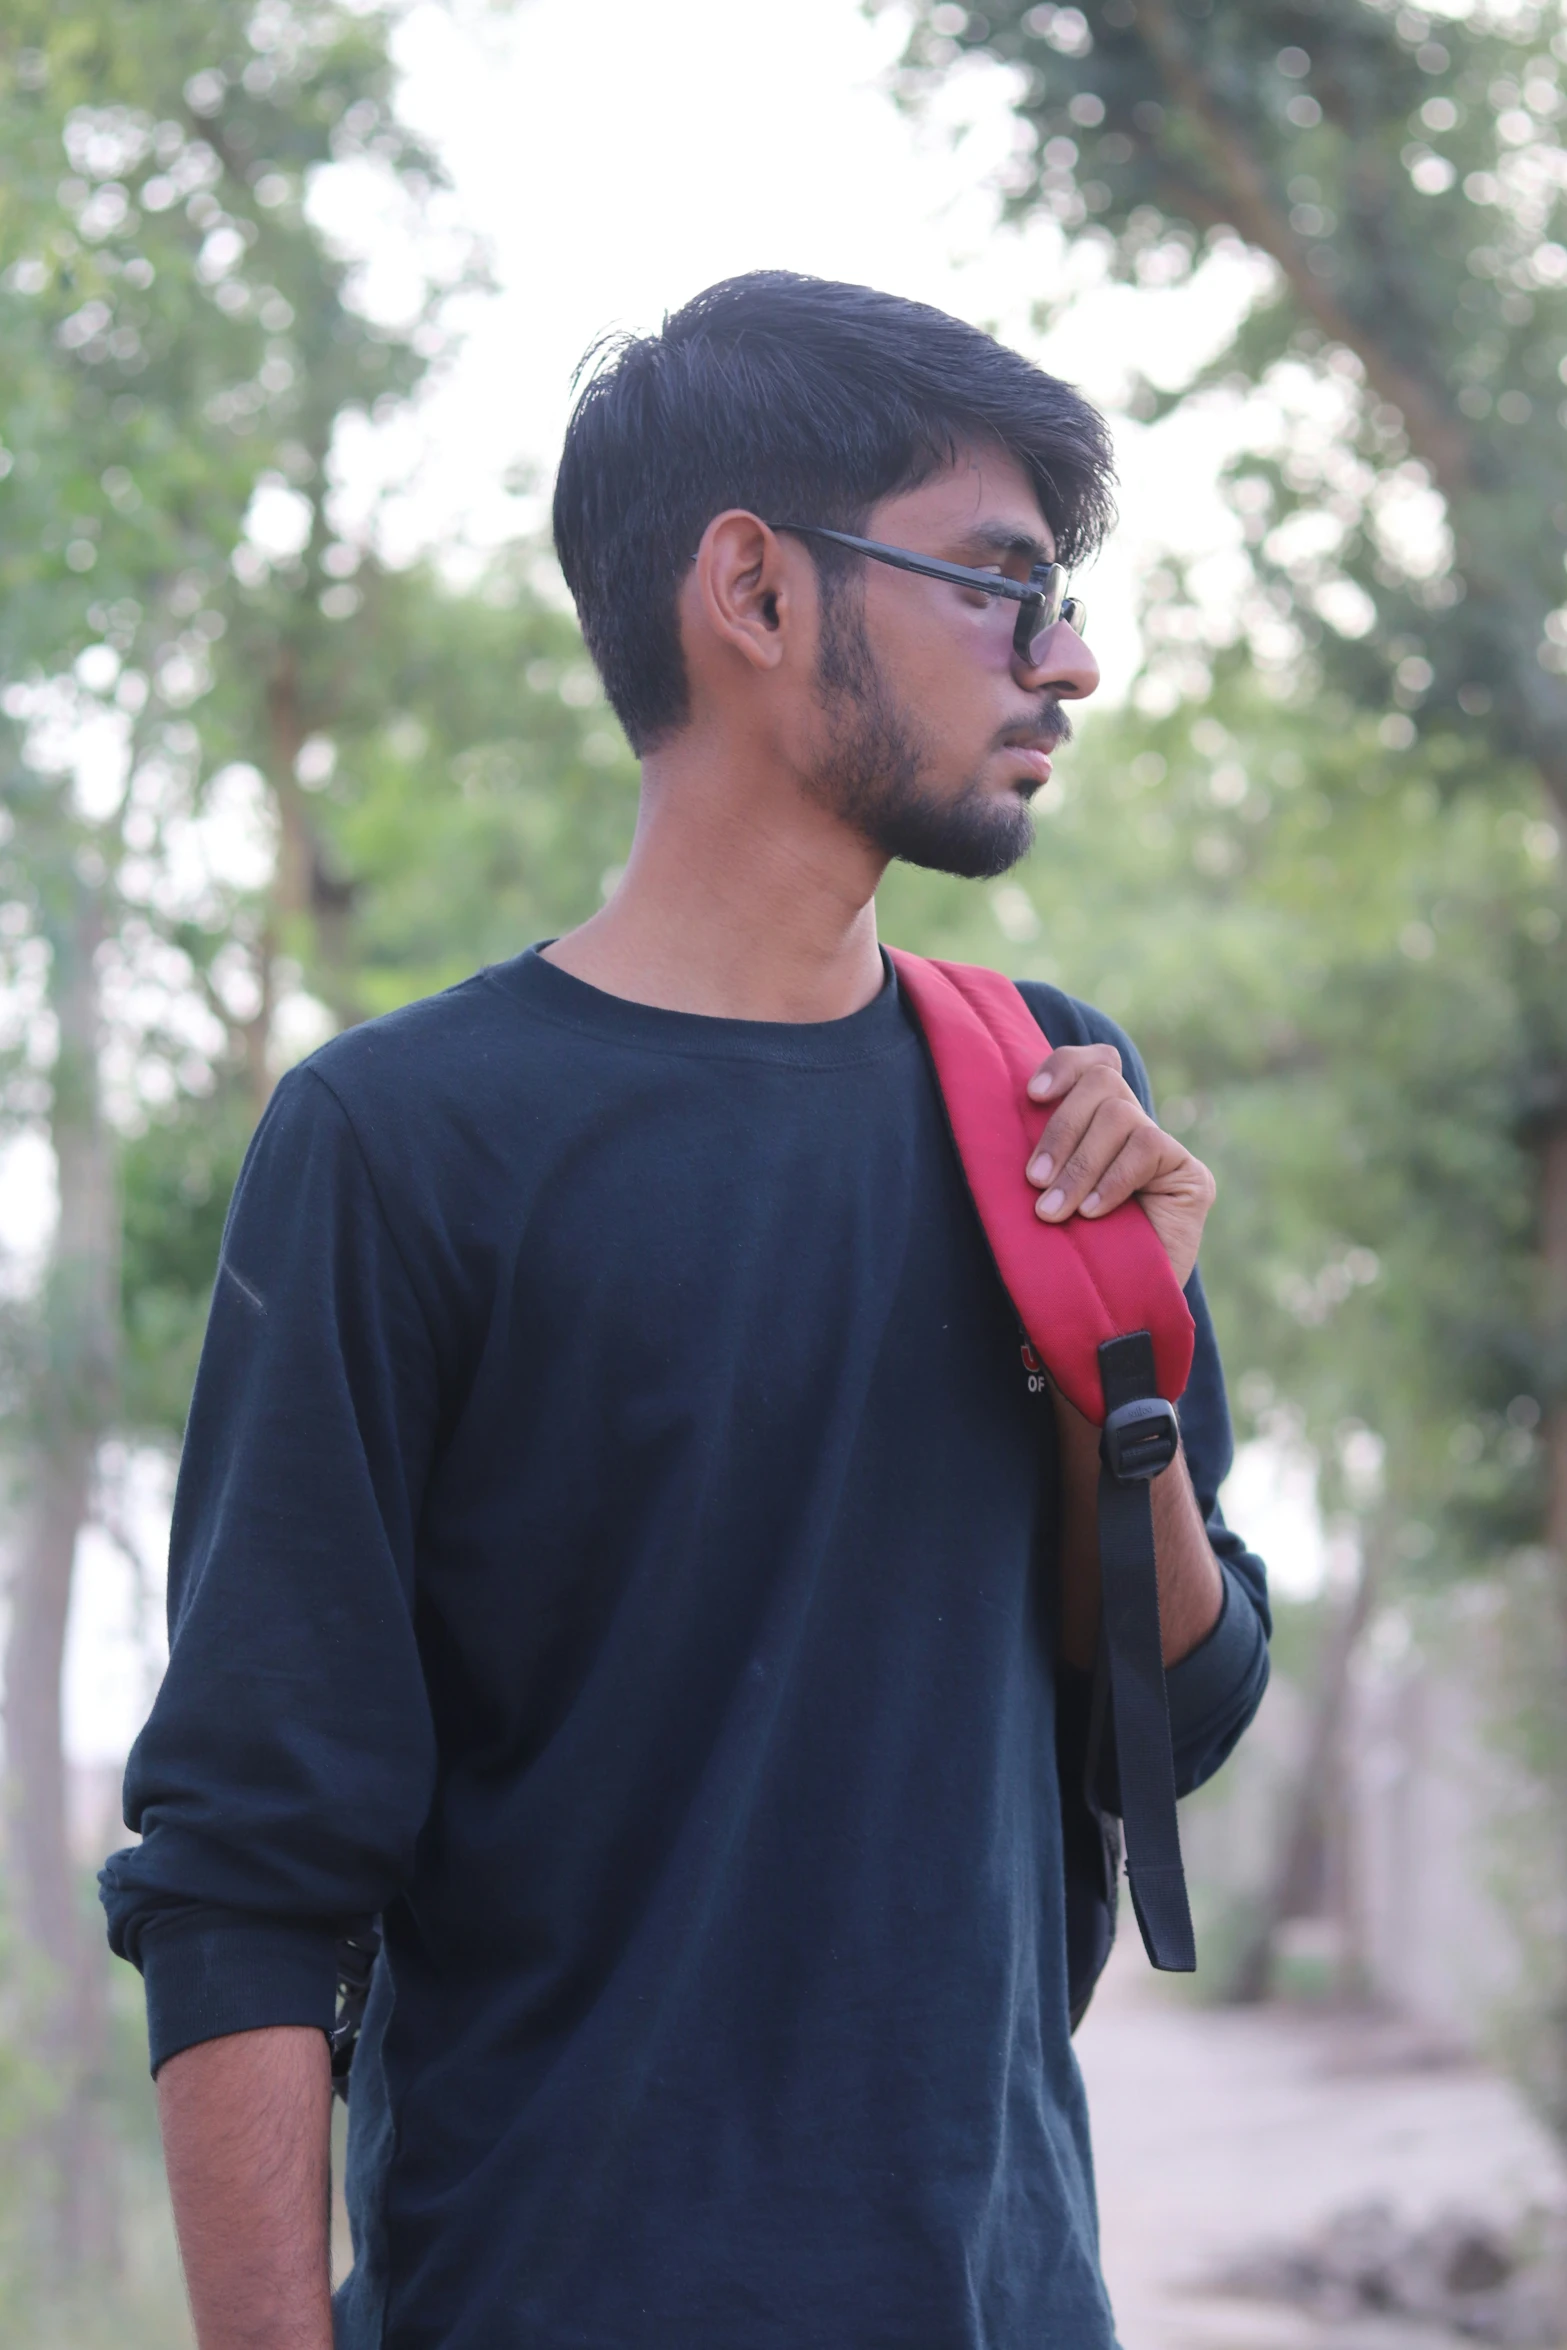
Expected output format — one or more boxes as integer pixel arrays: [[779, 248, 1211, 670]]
[[551, 271, 1116, 754]]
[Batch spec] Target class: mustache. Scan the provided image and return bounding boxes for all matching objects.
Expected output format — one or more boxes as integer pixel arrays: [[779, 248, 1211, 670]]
[[997, 703, 1073, 756]]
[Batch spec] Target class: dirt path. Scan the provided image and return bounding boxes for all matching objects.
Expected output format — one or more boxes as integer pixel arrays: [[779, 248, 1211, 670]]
[[1075, 1945, 1567, 2350]]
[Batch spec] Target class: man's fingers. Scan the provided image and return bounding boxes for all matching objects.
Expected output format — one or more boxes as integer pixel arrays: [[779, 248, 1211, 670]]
[[1036, 1108, 1175, 1222], [1020, 1046, 1217, 1281], [1025, 1042, 1120, 1103], [1025, 1067, 1132, 1193], [1029, 1093, 1146, 1217], [1074, 1129, 1184, 1220]]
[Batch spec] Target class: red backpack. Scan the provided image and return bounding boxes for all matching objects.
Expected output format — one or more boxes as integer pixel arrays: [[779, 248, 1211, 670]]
[[890, 949, 1198, 2018]]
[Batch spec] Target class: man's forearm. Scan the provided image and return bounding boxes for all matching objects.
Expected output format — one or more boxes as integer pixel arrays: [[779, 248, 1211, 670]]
[[157, 2023, 333, 2350], [1054, 1393, 1224, 1672]]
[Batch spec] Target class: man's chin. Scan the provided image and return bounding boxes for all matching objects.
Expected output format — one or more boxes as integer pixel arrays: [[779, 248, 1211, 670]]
[[873, 787, 1036, 882]]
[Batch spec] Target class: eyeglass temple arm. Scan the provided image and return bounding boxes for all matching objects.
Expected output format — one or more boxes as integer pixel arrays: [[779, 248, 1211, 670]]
[[775, 522, 1082, 646], [773, 523, 1044, 608]]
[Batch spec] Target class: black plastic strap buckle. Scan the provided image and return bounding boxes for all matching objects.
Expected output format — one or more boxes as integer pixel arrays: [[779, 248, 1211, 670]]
[[1100, 1394, 1179, 1484], [329, 1925, 382, 2105]]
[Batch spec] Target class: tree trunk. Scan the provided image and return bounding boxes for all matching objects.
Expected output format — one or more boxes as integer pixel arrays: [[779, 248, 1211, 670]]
[[237, 922, 278, 1125], [1540, 1109, 1567, 2098], [3, 869, 120, 2277], [1229, 1538, 1378, 2004], [1129, 10, 1567, 832], [267, 645, 358, 1040], [1542, 1116, 1567, 1611]]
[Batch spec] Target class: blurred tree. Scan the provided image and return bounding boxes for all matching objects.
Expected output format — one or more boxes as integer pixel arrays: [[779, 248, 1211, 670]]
[[895, 0, 1566, 786], [272, 547, 640, 1020], [895, 0, 1567, 2050], [0, 0, 462, 2269]]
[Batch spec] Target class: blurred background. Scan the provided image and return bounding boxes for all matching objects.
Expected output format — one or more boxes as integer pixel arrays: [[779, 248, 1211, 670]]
[[0, 0, 1565, 2342]]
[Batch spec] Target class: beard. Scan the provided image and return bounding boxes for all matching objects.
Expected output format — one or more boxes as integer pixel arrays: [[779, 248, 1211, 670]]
[[805, 579, 1068, 882]]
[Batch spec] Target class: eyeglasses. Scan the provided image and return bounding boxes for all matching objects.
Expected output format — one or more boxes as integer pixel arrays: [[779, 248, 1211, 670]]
[[771, 523, 1087, 664]]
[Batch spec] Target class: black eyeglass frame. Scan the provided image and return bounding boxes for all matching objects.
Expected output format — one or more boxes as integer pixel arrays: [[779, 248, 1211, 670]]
[[771, 523, 1087, 659]]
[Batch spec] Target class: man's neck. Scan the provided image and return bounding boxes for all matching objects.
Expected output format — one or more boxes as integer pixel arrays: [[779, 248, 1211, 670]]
[[541, 733, 887, 1024]]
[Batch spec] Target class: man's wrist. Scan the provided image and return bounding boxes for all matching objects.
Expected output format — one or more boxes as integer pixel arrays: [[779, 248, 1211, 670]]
[[1150, 1451, 1225, 1663], [1052, 1389, 1221, 1668]]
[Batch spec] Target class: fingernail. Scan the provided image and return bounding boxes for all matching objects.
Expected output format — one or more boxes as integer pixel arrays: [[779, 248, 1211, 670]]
[[1082, 1191, 1101, 1216], [1028, 1154, 1053, 1185], [1038, 1188, 1065, 1218], [1029, 1071, 1054, 1098]]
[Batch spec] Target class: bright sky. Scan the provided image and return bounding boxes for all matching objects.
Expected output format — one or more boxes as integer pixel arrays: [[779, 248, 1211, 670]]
[[52, 0, 1323, 1771]]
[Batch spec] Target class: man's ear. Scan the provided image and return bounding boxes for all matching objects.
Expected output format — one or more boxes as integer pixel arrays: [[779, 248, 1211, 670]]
[[687, 510, 809, 678]]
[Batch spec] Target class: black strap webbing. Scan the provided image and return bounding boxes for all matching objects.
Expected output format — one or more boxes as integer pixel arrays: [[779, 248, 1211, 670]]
[[1095, 1332, 1196, 1973]]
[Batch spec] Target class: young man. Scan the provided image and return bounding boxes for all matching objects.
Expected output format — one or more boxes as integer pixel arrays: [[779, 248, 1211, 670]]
[[103, 272, 1269, 2350]]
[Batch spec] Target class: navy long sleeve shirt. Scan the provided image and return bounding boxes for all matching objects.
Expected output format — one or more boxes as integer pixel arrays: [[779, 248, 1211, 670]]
[[102, 946, 1268, 2350]]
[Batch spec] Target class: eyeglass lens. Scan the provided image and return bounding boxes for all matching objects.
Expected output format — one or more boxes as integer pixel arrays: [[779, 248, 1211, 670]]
[[1013, 575, 1088, 662]]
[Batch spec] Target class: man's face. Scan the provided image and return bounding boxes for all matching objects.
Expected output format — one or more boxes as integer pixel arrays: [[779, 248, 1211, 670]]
[[802, 443, 1100, 880]]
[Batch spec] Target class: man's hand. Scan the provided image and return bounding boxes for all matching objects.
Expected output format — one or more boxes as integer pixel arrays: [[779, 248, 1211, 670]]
[[1025, 1043, 1215, 1288], [1025, 1043, 1224, 1668]]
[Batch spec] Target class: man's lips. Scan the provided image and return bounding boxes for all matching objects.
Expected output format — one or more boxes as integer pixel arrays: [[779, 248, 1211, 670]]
[[1009, 745, 1054, 789], [998, 724, 1064, 783], [996, 708, 1069, 792]]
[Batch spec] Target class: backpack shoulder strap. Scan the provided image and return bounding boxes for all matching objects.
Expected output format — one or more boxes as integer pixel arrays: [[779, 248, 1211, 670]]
[[890, 946, 1197, 1976], [887, 949, 1194, 1421]]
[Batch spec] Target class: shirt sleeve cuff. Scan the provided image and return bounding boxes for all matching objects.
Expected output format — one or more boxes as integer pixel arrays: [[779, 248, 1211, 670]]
[[1164, 1565, 1266, 1751], [139, 1909, 339, 2076]]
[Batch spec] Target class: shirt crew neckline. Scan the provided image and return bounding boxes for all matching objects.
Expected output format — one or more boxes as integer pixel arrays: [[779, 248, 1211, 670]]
[[483, 943, 917, 1072]]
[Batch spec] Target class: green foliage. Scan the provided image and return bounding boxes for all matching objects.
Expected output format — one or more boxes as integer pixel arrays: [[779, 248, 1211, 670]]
[[0, 0, 639, 1446], [0, 0, 449, 678], [118, 1081, 252, 1439], [0, 0, 468, 1084], [894, 0, 1567, 796], [293, 557, 640, 1016], [0, 3, 639, 1440], [0, 0, 461, 1383]]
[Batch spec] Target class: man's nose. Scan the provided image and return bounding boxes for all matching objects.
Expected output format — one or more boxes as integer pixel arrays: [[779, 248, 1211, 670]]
[[1016, 620, 1099, 701]]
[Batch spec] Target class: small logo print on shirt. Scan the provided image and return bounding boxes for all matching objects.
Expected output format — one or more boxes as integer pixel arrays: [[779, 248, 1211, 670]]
[[1020, 1341, 1048, 1396]]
